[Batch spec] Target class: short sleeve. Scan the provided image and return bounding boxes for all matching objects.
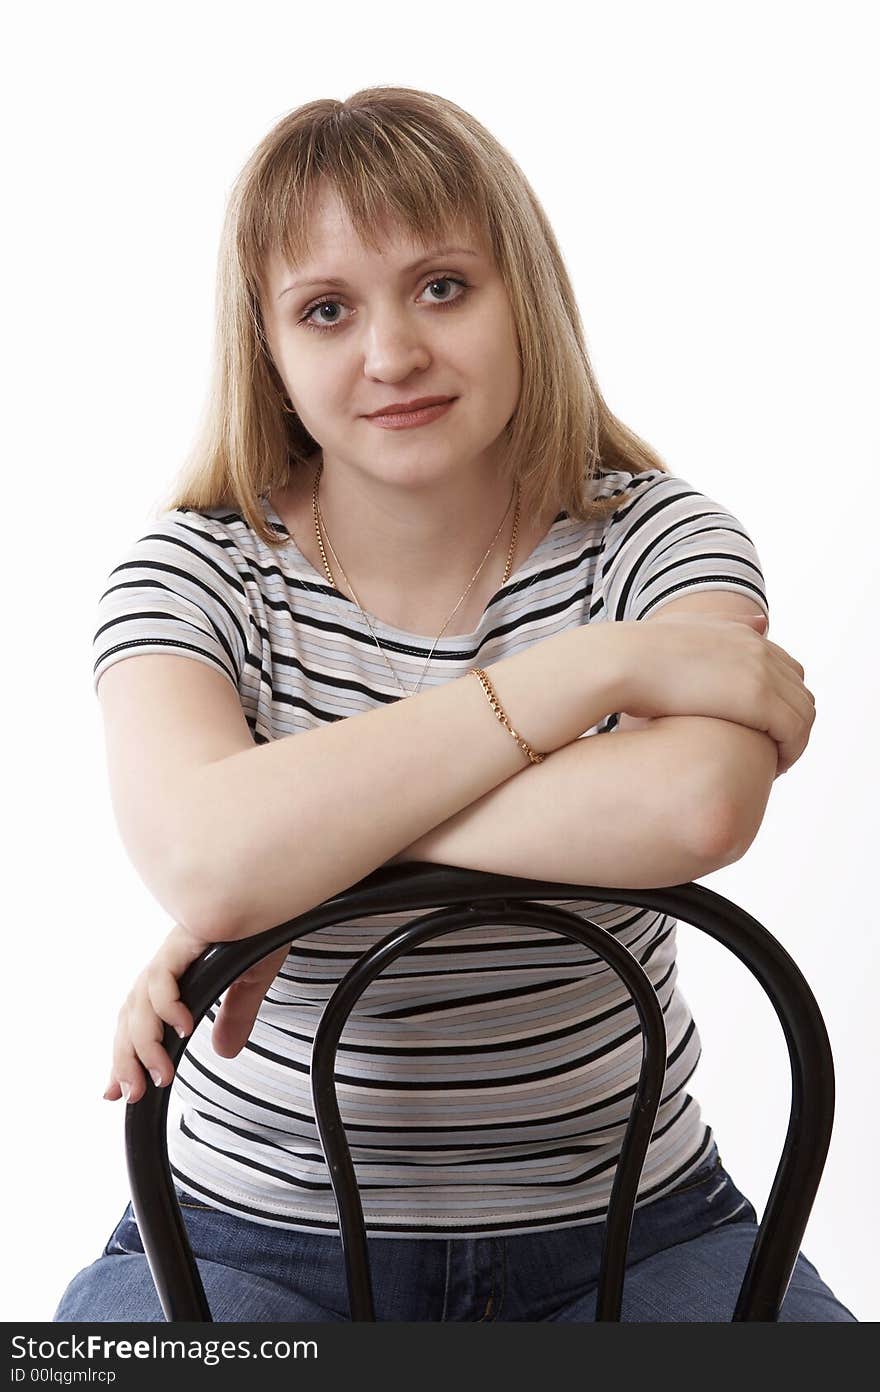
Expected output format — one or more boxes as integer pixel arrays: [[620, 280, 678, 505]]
[[92, 511, 250, 696], [597, 470, 770, 623]]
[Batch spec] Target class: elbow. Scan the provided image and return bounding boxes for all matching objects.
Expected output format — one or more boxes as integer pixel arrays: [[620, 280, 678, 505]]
[[171, 850, 248, 943], [174, 840, 307, 943], [688, 790, 767, 868], [691, 806, 746, 869], [685, 734, 778, 870], [117, 836, 245, 943]]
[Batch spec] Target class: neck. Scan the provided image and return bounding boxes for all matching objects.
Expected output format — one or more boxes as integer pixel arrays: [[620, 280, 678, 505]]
[[312, 454, 518, 600]]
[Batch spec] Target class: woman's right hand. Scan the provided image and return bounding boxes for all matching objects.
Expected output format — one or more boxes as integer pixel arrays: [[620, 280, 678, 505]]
[[614, 613, 816, 778], [104, 923, 290, 1104]]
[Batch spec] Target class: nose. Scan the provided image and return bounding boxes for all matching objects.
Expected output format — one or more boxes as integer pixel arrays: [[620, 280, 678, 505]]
[[361, 305, 432, 380]]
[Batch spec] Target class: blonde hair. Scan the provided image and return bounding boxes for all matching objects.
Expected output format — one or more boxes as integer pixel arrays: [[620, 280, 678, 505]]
[[160, 85, 669, 545]]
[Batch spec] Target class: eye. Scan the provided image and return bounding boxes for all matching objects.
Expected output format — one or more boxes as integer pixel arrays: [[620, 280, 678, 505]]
[[299, 275, 471, 333]]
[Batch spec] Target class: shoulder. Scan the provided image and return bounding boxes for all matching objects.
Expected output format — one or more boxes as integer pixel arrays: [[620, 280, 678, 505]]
[[591, 467, 752, 546], [116, 503, 262, 584], [146, 502, 253, 552], [589, 466, 697, 514], [592, 468, 766, 622], [93, 505, 258, 697], [97, 504, 264, 627]]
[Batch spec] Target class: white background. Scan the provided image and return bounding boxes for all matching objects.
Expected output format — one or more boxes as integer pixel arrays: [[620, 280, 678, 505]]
[[3, 0, 876, 1322]]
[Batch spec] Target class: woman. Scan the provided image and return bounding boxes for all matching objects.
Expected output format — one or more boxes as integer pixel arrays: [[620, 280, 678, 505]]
[[54, 86, 855, 1322]]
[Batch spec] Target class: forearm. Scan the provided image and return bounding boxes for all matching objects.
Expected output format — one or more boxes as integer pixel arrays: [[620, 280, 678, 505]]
[[387, 722, 727, 890], [187, 623, 626, 940]]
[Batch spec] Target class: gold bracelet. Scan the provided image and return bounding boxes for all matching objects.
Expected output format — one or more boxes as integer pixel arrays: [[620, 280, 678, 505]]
[[469, 667, 547, 765]]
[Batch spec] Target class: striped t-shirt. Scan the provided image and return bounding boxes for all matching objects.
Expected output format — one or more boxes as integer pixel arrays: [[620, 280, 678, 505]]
[[92, 465, 769, 1238]]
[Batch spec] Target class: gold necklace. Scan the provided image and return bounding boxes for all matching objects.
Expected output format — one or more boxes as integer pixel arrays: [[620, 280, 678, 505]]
[[311, 461, 521, 697]]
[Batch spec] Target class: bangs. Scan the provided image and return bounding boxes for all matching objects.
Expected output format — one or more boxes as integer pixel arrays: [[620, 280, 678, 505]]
[[237, 105, 494, 295]]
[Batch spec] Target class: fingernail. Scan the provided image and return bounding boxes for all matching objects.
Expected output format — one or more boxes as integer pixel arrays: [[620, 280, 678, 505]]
[[150, 1069, 163, 1087], [175, 1026, 187, 1039], [121, 1082, 131, 1103]]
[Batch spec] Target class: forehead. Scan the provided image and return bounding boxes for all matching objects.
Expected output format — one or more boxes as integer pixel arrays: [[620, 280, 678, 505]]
[[262, 187, 486, 293]]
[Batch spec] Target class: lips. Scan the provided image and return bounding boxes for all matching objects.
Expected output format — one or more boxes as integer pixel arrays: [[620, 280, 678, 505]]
[[366, 399, 456, 429], [366, 395, 454, 417]]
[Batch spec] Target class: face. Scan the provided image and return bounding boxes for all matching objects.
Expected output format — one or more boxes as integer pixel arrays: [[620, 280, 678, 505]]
[[260, 187, 522, 490]]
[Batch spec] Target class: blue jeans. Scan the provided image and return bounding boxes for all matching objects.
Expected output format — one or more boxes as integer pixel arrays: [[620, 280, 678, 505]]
[[53, 1144, 857, 1322]]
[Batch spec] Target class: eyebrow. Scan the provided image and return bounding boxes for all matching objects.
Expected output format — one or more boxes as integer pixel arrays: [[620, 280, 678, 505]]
[[276, 246, 481, 300]]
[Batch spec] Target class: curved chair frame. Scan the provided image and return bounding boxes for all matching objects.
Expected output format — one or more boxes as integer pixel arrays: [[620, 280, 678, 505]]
[[124, 863, 835, 1323]]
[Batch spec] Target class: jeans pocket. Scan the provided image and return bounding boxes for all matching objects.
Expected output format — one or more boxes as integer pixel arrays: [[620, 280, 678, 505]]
[[102, 1203, 145, 1257], [101, 1190, 218, 1257], [665, 1155, 758, 1235]]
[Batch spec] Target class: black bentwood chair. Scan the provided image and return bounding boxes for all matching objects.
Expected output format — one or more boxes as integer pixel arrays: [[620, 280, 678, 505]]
[[123, 862, 835, 1323]]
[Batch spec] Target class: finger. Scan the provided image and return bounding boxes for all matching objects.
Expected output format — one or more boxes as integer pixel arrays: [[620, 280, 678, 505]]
[[211, 950, 288, 1058], [705, 611, 803, 682], [106, 1006, 171, 1105], [157, 923, 213, 977], [127, 989, 176, 1092], [704, 613, 807, 685], [764, 638, 806, 682], [767, 669, 817, 775], [146, 962, 195, 1040], [702, 612, 767, 629], [769, 658, 815, 718], [108, 1013, 148, 1103], [211, 980, 268, 1058]]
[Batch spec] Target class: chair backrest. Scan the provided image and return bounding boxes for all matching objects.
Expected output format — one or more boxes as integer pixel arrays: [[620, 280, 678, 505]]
[[124, 862, 835, 1322]]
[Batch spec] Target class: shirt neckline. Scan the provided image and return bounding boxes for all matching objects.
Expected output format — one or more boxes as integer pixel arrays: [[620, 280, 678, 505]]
[[258, 494, 568, 647]]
